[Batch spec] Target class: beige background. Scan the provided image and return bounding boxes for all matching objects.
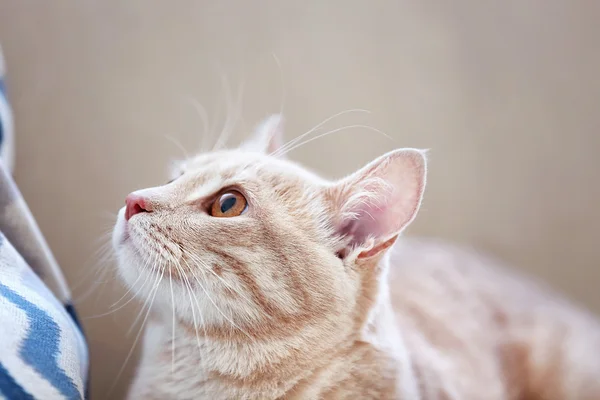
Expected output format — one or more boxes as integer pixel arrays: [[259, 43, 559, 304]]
[[1, 1, 599, 398]]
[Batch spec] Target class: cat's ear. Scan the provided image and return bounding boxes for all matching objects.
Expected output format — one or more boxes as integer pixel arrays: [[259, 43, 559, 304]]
[[241, 114, 285, 155], [328, 149, 427, 259]]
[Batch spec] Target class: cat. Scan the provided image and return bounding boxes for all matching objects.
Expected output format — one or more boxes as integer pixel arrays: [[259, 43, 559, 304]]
[[112, 115, 600, 399]]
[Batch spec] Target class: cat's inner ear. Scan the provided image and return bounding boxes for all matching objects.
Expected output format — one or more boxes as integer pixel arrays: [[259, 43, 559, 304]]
[[242, 114, 285, 155], [328, 149, 427, 259]]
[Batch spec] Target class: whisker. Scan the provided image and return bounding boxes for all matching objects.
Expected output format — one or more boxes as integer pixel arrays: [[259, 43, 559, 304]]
[[83, 270, 150, 320], [176, 259, 205, 355], [71, 234, 115, 296], [127, 261, 164, 336], [164, 134, 190, 160], [81, 229, 130, 309], [116, 251, 159, 327], [91, 265, 121, 311], [184, 250, 271, 321], [272, 53, 286, 119], [108, 252, 154, 310], [181, 257, 209, 337], [119, 255, 160, 336], [107, 266, 165, 399], [271, 109, 371, 157], [89, 251, 160, 321], [169, 263, 176, 374], [72, 264, 114, 305], [188, 266, 252, 339], [186, 97, 211, 152], [107, 273, 147, 311], [212, 73, 243, 151], [277, 124, 394, 158], [205, 67, 225, 151]]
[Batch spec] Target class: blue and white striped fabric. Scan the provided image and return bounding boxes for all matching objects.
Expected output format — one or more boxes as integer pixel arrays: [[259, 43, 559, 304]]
[[0, 45, 88, 399]]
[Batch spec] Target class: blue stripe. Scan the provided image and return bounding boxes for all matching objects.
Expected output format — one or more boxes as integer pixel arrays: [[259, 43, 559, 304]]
[[0, 284, 80, 399], [0, 361, 35, 400]]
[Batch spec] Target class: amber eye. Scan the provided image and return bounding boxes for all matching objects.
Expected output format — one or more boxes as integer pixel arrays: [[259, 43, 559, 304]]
[[210, 190, 248, 218]]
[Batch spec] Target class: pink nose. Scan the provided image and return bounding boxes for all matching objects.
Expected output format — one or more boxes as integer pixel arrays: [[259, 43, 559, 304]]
[[125, 193, 150, 220]]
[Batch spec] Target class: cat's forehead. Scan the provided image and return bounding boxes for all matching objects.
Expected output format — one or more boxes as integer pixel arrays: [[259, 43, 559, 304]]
[[178, 150, 328, 186]]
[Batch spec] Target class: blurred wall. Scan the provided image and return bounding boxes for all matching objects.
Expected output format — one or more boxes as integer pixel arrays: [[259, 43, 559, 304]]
[[1, 1, 599, 398]]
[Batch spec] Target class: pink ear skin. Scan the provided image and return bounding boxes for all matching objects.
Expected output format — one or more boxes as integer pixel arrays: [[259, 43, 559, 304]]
[[357, 235, 399, 260], [330, 149, 427, 259], [242, 114, 285, 155]]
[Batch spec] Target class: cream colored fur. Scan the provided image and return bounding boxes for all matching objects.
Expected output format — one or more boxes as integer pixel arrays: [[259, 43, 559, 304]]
[[113, 115, 600, 399]]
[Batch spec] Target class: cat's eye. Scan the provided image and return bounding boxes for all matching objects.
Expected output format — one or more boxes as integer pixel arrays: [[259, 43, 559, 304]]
[[210, 190, 248, 218]]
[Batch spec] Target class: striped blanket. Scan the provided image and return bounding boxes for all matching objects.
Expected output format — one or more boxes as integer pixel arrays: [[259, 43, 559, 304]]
[[0, 46, 89, 399]]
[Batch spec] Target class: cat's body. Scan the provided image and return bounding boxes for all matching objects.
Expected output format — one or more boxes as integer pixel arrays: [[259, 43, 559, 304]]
[[390, 239, 600, 400], [113, 115, 600, 399], [124, 238, 600, 400]]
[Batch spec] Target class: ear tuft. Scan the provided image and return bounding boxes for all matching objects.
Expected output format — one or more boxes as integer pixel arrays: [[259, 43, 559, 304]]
[[241, 114, 285, 155], [328, 148, 427, 258]]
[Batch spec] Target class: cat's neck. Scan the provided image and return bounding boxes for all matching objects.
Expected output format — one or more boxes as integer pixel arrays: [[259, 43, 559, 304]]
[[129, 258, 419, 400]]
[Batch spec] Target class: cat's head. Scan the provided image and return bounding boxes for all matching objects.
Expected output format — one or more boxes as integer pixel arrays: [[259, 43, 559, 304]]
[[112, 115, 426, 341]]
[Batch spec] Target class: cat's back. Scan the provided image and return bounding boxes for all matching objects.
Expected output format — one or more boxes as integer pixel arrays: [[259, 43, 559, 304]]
[[387, 238, 600, 400]]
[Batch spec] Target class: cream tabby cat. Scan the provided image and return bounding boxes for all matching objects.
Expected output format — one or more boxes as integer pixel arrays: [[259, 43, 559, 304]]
[[113, 115, 600, 399]]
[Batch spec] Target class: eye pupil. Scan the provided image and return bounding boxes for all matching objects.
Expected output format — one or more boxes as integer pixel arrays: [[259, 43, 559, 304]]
[[220, 196, 237, 213]]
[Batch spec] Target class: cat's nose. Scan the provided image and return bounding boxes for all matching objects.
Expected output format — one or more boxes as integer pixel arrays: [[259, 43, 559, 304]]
[[125, 193, 151, 220]]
